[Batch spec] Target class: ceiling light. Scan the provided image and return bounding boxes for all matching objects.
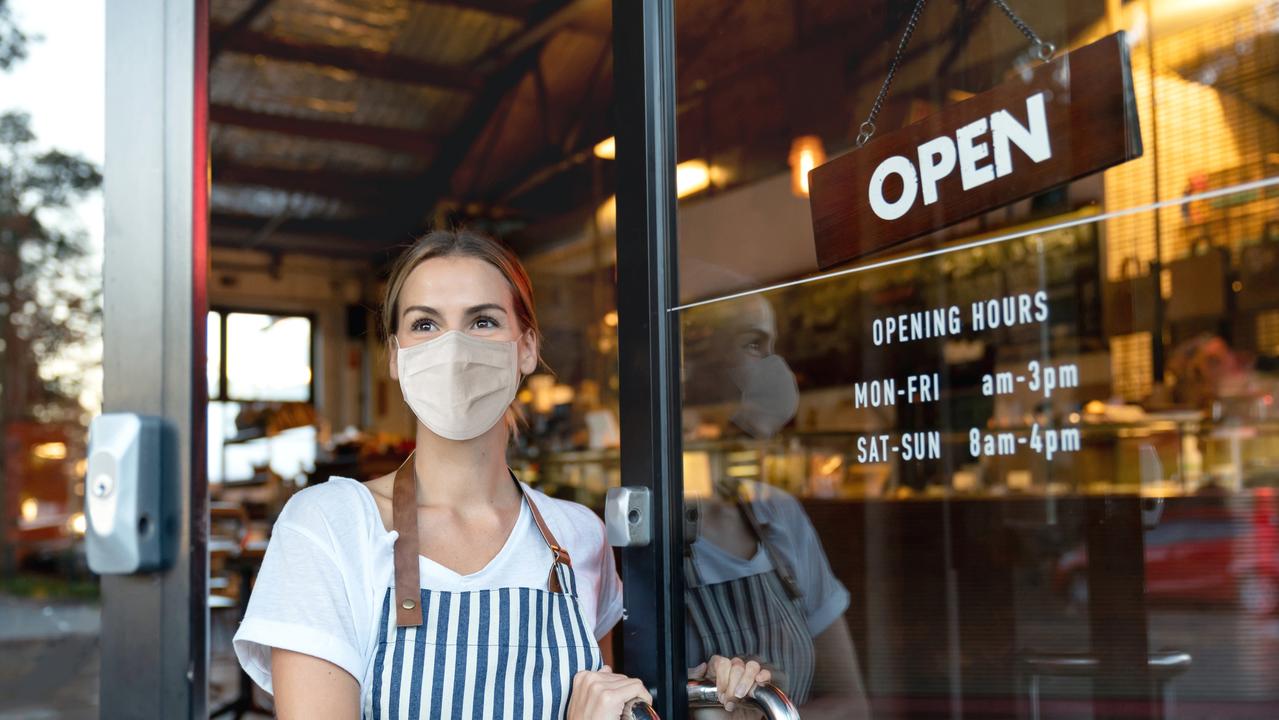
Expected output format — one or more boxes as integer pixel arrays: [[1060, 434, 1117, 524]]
[[676, 160, 712, 199], [593, 136, 616, 160], [788, 135, 826, 198]]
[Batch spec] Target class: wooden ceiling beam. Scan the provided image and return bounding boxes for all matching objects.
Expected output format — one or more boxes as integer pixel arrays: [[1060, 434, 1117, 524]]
[[211, 0, 277, 62], [215, 27, 482, 92], [213, 161, 412, 202], [387, 0, 601, 235], [210, 104, 438, 155], [409, 0, 528, 21], [212, 212, 382, 237]]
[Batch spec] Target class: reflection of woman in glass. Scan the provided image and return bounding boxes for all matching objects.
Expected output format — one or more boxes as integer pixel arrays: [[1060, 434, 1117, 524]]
[[683, 294, 871, 719]]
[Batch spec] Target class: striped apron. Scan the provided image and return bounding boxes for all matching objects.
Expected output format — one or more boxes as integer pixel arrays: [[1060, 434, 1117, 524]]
[[683, 488, 816, 705], [363, 455, 601, 719]]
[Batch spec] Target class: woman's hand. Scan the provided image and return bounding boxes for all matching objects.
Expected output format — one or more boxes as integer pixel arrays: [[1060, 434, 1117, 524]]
[[567, 666, 653, 720], [688, 655, 772, 716]]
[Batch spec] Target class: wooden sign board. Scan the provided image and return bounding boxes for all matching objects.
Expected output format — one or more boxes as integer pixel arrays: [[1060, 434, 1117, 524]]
[[809, 32, 1142, 269]]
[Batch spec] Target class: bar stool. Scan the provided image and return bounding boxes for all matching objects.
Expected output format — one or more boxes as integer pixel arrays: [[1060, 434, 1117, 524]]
[[1021, 650, 1192, 720]]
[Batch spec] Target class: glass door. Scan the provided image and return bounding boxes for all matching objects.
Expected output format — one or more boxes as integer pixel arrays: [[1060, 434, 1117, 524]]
[[616, 1, 1279, 718]]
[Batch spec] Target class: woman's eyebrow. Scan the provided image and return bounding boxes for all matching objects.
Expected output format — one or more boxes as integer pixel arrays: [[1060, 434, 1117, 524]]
[[401, 305, 439, 317], [465, 304, 508, 316]]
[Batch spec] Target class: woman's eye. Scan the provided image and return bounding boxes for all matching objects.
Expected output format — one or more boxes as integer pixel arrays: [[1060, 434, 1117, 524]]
[[474, 316, 500, 330], [411, 319, 436, 332]]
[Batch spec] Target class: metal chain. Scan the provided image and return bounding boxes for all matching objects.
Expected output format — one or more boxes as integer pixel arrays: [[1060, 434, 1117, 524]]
[[991, 0, 1056, 62], [855, 0, 1055, 148], [855, 0, 929, 148]]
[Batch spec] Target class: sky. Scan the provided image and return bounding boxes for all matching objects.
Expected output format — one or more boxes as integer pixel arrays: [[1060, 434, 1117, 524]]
[[0, 0, 106, 415], [0, 0, 105, 252]]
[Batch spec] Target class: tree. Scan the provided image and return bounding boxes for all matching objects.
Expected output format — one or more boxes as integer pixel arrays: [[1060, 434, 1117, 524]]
[[0, 0, 102, 576], [0, 0, 29, 72]]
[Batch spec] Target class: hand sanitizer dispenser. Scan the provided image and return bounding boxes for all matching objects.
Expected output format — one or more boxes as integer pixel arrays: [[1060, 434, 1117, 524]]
[[85, 413, 174, 574]]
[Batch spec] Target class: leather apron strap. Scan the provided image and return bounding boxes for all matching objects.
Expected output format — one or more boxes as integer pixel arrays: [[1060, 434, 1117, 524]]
[[392, 454, 573, 627], [392, 455, 423, 627]]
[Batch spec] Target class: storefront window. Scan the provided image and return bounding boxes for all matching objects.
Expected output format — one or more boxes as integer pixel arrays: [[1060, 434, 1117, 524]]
[[207, 310, 316, 484], [0, 1, 104, 715], [675, 0, 1279, 715]]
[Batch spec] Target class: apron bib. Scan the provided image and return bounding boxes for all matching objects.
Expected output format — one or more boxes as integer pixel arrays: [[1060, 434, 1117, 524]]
[[683, 488, 816, 705], [364, 454, 601, 719]]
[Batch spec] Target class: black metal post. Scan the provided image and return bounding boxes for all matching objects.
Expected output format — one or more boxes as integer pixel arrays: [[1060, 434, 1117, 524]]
[[612, 1, 685, 718]]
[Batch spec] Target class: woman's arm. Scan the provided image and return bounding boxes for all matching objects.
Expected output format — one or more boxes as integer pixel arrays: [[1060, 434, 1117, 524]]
[[800, 617, 872, 719], [271, 648, 361, 720]]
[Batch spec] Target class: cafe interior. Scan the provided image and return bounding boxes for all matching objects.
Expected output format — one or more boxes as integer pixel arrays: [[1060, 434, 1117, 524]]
[[8, 0, 1279, 716]]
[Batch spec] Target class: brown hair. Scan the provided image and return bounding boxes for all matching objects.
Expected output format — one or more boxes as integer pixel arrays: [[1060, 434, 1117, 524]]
[[380, 228, 541, 357]]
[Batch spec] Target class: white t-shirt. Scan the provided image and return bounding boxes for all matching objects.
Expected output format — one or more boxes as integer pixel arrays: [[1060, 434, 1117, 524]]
[[687, 481, 849, 638], [233, 476, 624, 695]]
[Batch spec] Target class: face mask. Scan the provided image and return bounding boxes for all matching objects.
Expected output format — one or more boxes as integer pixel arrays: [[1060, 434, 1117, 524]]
[[727, 354, 800, 439], [394, 331, 521, 441]]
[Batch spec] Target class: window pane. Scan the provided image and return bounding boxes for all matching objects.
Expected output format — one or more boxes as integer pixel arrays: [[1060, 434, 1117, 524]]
[[207, 310, 221, 399], [674, 0, 1279, 715], [0, 1, 104, 713], [207, 400, 316, 484], [225, 313, 311, 401]]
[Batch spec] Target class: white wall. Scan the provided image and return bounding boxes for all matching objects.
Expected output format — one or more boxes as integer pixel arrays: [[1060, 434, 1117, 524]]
[[209, 248, 371, 434]]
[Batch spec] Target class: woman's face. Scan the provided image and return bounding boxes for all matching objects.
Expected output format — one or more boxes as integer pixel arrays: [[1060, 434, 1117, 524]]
[[388, 255, 539, 380]]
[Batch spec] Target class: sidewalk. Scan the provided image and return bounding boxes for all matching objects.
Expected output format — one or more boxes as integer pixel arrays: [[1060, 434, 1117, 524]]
[[0, 595, 100, 720]]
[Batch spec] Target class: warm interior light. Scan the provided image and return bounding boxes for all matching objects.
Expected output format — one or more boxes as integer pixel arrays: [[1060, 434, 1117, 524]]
[[603, 310, 618, 328], [550, 384, 575, 407], [596, 159, 712, 227], [33, 442, 67, 460], [593, 136, 616, 160], [528, 374, 556, 414], [20, 497, 38, 522], [676, 160, 712, 199], [788, 135, 826, 198], [69, 512, 87, 536], [596, 195, 617, 235]]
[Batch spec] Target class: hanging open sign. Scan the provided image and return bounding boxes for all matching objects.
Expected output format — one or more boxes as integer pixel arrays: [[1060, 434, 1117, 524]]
[[809, 32, 1142, 269]]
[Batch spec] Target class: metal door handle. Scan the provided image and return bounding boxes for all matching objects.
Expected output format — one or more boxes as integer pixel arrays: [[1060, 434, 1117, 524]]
[[688, 679, 801, 720], [629, 680, 801, 719]]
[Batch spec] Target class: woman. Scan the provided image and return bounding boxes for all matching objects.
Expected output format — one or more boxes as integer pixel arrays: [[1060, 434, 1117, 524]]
[[234, 229, 768, 719], [682, 290, 871, 719]]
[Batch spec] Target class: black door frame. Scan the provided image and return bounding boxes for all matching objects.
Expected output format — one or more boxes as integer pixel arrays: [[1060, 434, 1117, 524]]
[[611, 1, 687, 718]]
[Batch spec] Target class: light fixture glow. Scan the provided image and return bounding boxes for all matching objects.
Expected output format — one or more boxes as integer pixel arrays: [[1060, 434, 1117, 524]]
[[676, 160, 712, 199], [69, 512, 87, 536], [603, 311, 618, 328], [20, 497, 38, 523], [32, 442, 67, 460], [593, 136, 616, 160], [789, 135, 827, 198]]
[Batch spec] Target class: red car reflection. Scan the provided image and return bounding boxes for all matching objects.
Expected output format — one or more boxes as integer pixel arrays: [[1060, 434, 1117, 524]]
[[1056, 497, 1279, 614]]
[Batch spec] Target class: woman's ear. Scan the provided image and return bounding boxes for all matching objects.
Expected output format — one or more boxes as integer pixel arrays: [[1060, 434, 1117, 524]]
[[387, 335, 400, 381], [518, 330, 539, 376]]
